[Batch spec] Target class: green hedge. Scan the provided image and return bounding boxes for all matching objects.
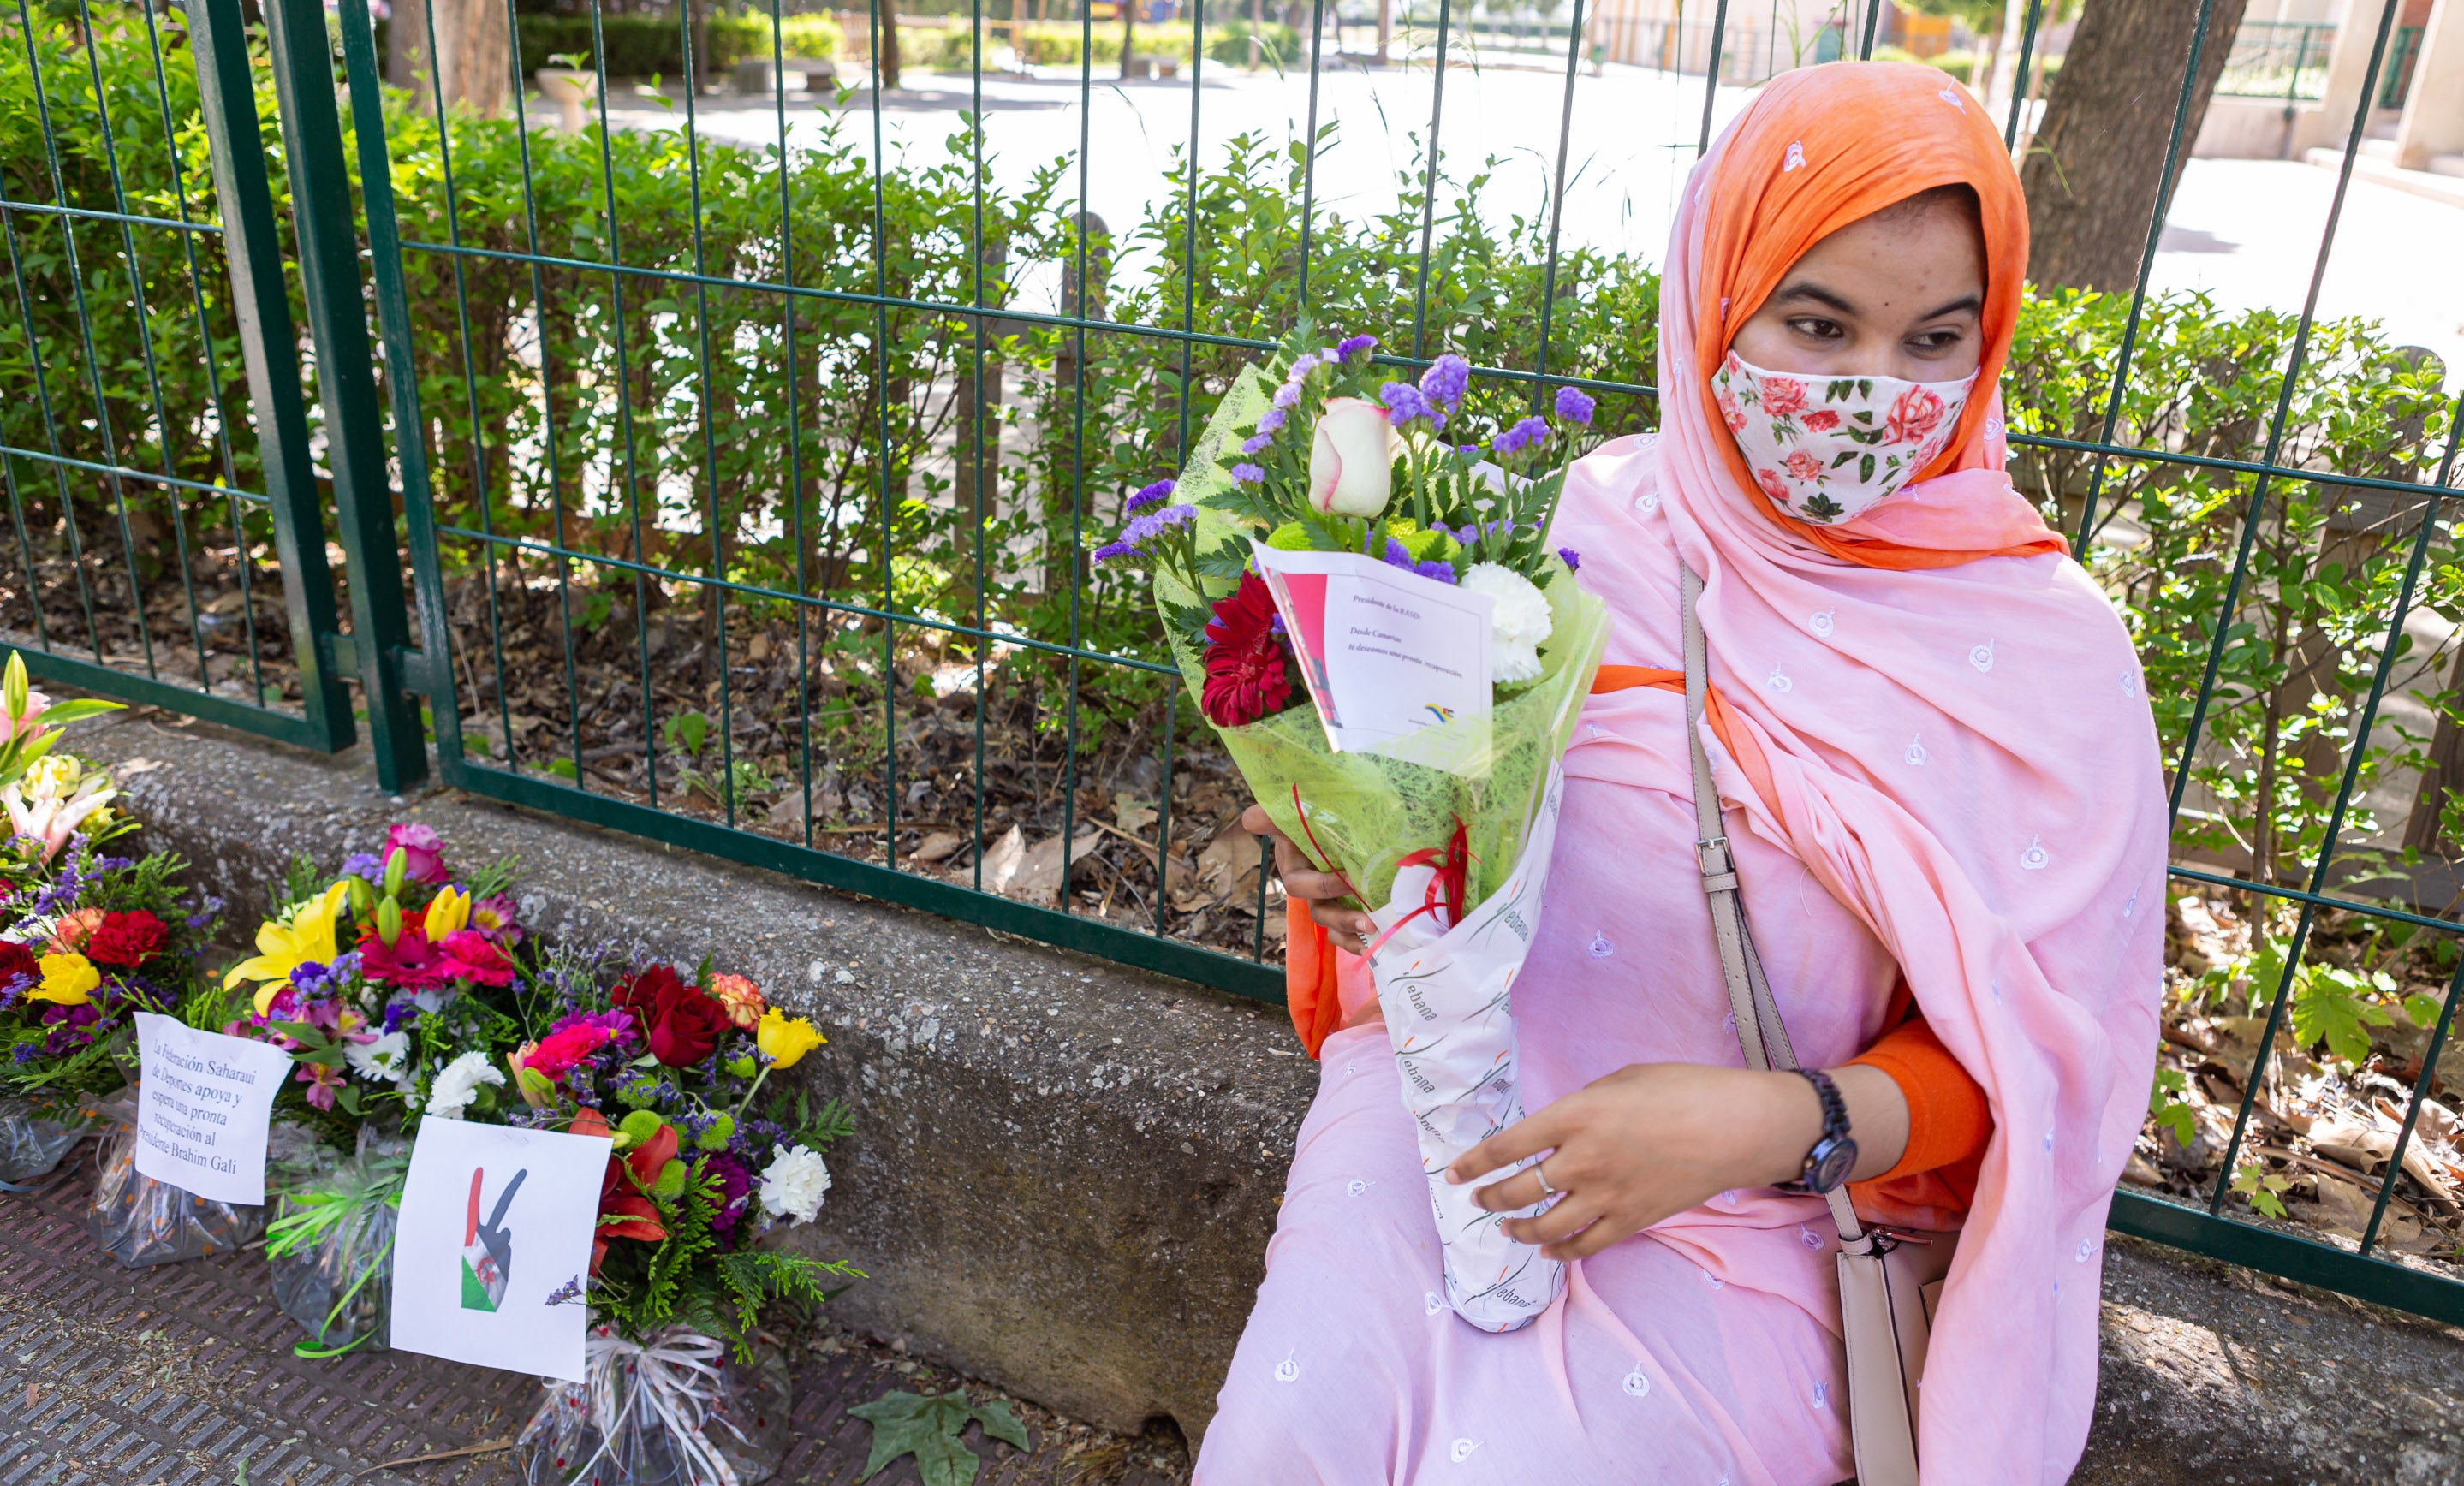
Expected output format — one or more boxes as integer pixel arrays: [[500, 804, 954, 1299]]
[[507, 12, 843, 78]]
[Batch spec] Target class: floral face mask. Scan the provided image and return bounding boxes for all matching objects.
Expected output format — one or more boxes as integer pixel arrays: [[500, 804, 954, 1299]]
[[1710, 351, 1975, 525]]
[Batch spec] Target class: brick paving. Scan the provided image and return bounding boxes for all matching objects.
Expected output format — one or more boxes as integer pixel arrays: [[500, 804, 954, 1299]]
[[0, 1152, 1188, 1486]]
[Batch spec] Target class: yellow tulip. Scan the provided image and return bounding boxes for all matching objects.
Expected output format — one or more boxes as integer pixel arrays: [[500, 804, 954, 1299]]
[[756, 1007, 825, 1069], [31, 952, 98, 1006], [223, 879, 353, 1013], [424, 883, 471, 937]]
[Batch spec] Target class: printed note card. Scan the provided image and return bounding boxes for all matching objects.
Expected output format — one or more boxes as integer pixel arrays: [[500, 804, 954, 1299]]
[[1249, 541, 1494, 766], [132, 1012, 293, 1205], [390, 1116, 610, 1382]]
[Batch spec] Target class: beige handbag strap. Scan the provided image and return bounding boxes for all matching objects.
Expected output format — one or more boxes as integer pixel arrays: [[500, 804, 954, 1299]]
[[1679, 563, 1866, 1247]]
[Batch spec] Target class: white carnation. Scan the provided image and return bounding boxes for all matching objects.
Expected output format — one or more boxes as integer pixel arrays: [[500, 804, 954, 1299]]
[[345, 1030, 409, 1082], [759, 1144, 832, 1225], [426, 1049, 504, 1121], [1460, 562, 1554, 685]]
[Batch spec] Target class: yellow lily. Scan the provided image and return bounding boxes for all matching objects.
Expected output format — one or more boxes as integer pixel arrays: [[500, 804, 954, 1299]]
[[424, 883, 471, 937], [224, 880, 353, 1013], [29, 952, 98, 1006], [756, 1007, 825, 1069]]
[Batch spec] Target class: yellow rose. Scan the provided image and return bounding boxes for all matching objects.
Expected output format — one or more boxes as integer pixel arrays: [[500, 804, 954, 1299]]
[[755, 1007, 825, 1069], [31, 951, 99, 1006]]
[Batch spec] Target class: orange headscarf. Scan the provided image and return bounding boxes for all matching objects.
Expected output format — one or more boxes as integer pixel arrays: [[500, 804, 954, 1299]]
[[1688, 63, 2064, 569]]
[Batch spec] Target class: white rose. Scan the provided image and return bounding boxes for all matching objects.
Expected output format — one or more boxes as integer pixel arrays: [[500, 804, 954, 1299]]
[[345, 1030, 409, 1082], [759, 1144, 833, 1225], [426, 1049, 504, 1121], [1306, 397, 1397, 518], [1461, 562, 1554, 685]]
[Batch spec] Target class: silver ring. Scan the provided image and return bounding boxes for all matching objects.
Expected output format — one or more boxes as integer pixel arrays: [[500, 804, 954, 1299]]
[[1534, 1161, 1559, 1198]]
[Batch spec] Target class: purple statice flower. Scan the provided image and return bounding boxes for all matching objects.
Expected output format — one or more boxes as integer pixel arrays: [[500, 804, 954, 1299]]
[[1098, 502, 1199, 565], [1455, 443, 1482, 459], [1558, 547, 1582, 572], [1092, 539, 1137, 565], [381, 997, 421, 1034], [1288, 351, 1323, 378], [187, 893, 226, 931], [12, 1043, 37, 1063], [1336, 334, 1377, 362], [1240, 432, 1274, 455], [1419, 354, 1471, 409], [1379, 382, 1440, 430], [1258, 407, 1288, 435], [1414, 559, 1456, 585], [1230, 463, 1265, 485], [1492, 414, 1550, 456], [1382, 538, 1415, 571], [340, 852, 387, 884], [1554, 385, 1597, 425], [1271, 380, 1303, 409], [1270, 611, 1286, 637], [1125, 478, 1175, 514]]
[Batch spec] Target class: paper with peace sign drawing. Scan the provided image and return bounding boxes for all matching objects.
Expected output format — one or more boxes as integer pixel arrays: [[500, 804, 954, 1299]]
[[391, 1116, 608, 1381]]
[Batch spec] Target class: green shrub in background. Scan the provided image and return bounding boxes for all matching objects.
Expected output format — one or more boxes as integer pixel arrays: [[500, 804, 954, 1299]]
[[902, 18, 1300, 70], [503, 12, 844, 77], [2, 7, 2456, 891]]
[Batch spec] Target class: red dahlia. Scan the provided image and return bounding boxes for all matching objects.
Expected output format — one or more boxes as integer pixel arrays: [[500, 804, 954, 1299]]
[[1201, 572, 1294, 728]]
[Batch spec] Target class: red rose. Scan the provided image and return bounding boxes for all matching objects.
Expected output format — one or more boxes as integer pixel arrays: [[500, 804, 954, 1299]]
[[1801, 408, 1842, 433], [1200, 573, 1294, 729], [613, 964, 730, 1067], [1760, 377, 1808, 417], [85, 910, 168, 969], [0, 940, 36, 996]]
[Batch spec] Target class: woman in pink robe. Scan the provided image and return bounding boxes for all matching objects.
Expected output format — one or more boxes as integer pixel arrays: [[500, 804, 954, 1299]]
[[1199, 62, 2168, 1484]]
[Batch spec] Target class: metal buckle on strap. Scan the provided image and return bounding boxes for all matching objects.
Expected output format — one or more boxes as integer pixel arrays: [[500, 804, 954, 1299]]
[[1696, 836, 1734, 877]]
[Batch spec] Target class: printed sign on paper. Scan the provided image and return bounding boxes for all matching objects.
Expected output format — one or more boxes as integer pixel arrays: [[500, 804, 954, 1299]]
[[391, 1116, 609, 1382], [131, 1011, 292, 1205], [1248, 542, 1494, 764]]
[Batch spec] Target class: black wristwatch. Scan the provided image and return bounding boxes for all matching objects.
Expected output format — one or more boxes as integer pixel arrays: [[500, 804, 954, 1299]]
[[1777, 1067, 1858, 1195]]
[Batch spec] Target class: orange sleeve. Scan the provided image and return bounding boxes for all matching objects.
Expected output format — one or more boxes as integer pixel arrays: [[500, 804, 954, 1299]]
[[1285, 904, 1346, 1059], [1846, 987, 1991, 1210]]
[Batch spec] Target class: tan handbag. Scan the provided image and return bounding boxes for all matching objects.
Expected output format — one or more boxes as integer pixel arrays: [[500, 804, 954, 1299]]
[[1679, 564, 1956, 1486]]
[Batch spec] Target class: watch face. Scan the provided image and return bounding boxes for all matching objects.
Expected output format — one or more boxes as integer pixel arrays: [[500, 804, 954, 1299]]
[[1810, 1138, 1859, 1194]]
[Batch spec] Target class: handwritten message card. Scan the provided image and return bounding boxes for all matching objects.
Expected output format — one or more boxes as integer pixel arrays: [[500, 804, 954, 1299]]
[[391, 1116, 610, 1382], [132, 1011, 292, 1205], [1250, 542, 1494, 770]]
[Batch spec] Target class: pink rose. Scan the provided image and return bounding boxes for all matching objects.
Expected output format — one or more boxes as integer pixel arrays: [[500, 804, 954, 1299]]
[[1801, 408, 1842, 433], [382, 822, 449, 885], [1760, 377, 1808, 417], [1306, 397, 1397, 517], [1782, 449, 1824, 481], [1884, 386, 1949, 446], [1715, 387, 1747, 434], [1755, 469, 1790, 505]]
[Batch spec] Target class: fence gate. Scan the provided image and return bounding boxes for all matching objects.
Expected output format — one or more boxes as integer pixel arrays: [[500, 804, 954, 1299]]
[[0, 0, 392, 752]]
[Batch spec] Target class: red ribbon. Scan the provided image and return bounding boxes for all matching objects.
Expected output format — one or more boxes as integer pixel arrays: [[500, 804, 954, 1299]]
[[1364, 816, 1472, 959]]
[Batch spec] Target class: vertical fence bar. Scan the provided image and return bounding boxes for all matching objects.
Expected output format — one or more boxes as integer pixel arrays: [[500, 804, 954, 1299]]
[[183, 0, 354, 748]]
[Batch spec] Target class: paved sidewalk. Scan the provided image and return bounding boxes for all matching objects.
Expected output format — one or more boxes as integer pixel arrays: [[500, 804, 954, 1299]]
[[0, 1153, 1187, 1486]]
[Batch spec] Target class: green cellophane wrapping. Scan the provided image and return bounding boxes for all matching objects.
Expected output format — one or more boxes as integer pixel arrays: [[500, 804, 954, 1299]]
[[1152, 366, 1611, 914]]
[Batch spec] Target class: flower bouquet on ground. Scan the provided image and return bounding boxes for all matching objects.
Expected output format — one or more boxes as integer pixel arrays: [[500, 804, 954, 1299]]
[[219, 824, 527, 1343], [1104, 330, 1610, 1332], [0, 651, 158, 1184], [451, 950, 855, 1486]]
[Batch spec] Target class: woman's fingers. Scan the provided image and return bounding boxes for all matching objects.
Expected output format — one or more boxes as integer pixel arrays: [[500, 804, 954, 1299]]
[[1503, 1192, 1603, 1251], [1242, 802, 1357, 903], [1307, 901, 1377, 943], [1447, 1110, 1563, 1186], [1468, 1165, 1549, 1215]]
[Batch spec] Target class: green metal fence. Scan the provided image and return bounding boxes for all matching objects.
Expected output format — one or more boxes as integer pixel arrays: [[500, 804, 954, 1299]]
[[8, 0, 2464, 1329], [2216, 18, 2332, 101]]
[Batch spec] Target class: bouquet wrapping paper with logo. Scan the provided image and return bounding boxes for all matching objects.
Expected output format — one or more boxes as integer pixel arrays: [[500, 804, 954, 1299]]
[[1366, 763, 1568, 1331], [1130, 349, 1609, 1330]]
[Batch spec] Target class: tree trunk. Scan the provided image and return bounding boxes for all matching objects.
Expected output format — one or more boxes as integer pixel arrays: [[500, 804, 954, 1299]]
[[1122, 0, 1136, 78], [2018, 0, 2252, 291], [387, 0, 437, 98], [878, 0, 903, 89], [691, 0, 711, 93], [449, 0, 511, 117]]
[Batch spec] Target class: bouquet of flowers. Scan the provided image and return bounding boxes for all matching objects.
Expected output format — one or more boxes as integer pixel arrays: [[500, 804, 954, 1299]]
[[0, 652, 223, 1186], [456, 948, 855, 1486], [1102, 331, 1611, 1332], [220, 824, 526, 1347]]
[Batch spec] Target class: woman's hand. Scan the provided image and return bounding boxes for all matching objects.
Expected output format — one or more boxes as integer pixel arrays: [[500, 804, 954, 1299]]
[[1239, 802, 1376, 946], [1445, 1061, 1909, 1261]]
